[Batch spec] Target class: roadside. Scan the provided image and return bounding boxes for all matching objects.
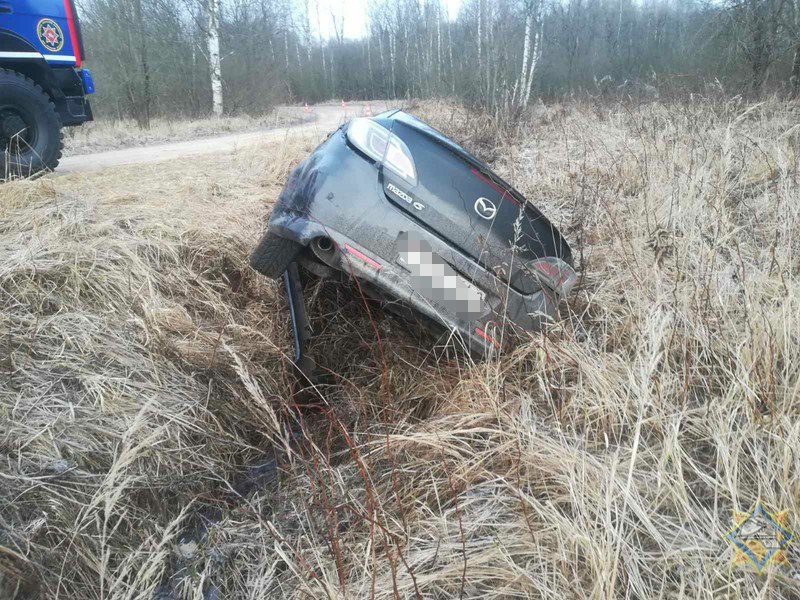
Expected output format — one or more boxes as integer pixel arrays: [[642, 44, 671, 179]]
[[5, 98, 797, 599], [62, 108, 306, 155], [57, 101, 400, 174]]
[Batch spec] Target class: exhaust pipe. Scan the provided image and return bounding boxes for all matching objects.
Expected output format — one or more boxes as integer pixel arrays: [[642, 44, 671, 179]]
[[310, 236, 340, 268]]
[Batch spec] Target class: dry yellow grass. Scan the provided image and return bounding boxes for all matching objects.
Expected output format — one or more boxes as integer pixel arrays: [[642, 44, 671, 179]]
[[1, 98, 799, 599]]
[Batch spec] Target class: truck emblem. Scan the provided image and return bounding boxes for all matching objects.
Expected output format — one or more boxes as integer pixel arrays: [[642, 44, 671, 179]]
[[474, 197, 497, 220], [37, 19, 64, 52]]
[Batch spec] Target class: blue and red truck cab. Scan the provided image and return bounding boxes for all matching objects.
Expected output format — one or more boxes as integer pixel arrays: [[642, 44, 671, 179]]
[[0, 0, 94, 175]]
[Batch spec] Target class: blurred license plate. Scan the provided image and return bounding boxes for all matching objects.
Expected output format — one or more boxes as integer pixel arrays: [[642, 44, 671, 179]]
[[396, 231, 485, 321]]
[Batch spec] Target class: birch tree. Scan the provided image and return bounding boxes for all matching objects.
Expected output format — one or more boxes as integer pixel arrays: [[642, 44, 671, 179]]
[[81, 0, 800, 124], [206, 0, 223, 116], [791, 0, 800, 93], [436, 0, 442, 88], [513, 0, 543, 109]]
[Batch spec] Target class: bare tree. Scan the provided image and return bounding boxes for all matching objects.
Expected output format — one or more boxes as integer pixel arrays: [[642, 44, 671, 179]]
[[206, 0, 223, 115], [513, 0, 543, 109], [132, 0, 151, 127], [791, 0, 800, 93], [81, 0, 800, 125]]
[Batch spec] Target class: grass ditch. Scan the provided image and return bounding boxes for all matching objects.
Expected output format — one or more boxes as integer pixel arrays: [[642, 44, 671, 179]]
[[2, 98, 799, 598]]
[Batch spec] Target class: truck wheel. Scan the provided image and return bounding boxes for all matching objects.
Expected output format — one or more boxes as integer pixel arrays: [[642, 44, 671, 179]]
[[250, 230, 304, 279], [0, 69, 63, 177]]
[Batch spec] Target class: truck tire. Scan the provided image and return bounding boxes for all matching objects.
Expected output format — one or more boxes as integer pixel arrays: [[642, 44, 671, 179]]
[[250, 230, 304, 279], [1, 68, 63, 177]]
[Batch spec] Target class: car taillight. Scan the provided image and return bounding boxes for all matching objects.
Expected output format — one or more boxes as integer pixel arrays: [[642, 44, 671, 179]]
[[529, 257, 577, 297], [346, 118, 417, 186]]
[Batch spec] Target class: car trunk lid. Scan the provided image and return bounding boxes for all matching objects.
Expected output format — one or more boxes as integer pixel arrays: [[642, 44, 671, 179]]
[[374, 111, 572, 296]]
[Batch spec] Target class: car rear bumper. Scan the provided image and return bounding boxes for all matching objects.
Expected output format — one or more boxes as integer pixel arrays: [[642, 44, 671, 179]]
[[266, 129, 559, 355], [274, 218, 556, 355]]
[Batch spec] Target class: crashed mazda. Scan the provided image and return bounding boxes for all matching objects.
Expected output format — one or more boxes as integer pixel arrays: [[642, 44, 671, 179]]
[[250, 110, 576, 366]]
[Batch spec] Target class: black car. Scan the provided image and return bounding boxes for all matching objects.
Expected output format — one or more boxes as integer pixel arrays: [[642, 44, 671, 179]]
[[250, 110, 575, 365]]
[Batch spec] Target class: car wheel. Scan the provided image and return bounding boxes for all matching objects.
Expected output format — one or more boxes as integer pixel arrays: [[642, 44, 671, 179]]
[[250, 230, 303, 279], [0, 69, 63, 177]]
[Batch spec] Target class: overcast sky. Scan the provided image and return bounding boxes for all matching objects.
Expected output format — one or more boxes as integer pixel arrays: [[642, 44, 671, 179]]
[[311, 0, 465, 40]]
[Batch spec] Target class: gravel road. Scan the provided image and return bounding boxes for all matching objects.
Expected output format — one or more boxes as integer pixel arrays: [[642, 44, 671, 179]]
[[56, 101, 399, 173]]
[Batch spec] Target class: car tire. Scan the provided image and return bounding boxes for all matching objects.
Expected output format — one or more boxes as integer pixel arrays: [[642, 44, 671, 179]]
[[0, 68, 63, 177], [250, 230, 303, 279]]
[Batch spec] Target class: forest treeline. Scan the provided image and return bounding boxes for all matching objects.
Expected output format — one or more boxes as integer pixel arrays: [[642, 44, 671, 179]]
[[80, 0, 800, 124]]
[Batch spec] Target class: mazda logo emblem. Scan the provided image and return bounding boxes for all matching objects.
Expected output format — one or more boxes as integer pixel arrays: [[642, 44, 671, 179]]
[[474, 197, 497, 220]]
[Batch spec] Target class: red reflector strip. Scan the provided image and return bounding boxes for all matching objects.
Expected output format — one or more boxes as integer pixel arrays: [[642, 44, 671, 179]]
[[344, 244, 382, 269], [63, 0, 82, 67], [475, 326, 500, 348], [470, 168, 520, 206]]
